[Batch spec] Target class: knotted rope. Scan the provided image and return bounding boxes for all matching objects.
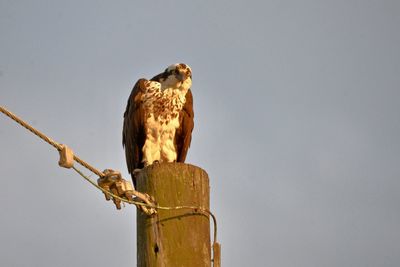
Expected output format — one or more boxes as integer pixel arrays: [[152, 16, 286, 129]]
[[0, 105, 156, 214]]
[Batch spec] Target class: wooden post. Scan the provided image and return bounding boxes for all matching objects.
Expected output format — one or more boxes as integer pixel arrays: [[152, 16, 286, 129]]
[[136, 163, 211, 267]]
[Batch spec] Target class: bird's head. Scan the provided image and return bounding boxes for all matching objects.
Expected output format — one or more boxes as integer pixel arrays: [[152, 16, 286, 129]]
[[160, 63, 192, 91]]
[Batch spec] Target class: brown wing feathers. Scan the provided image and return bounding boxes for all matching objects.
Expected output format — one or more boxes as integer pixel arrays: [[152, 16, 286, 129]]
[[176, 89, 194, 162], [123, 79, 146, 175]]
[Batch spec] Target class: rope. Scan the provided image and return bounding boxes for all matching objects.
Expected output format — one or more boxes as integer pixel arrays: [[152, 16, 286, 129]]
[[0, 106, 104, 177], [0, 105, 219, 262]]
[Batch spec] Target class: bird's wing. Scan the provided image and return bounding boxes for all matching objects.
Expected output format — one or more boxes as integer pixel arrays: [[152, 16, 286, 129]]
[[175, 89, 194, 162], [123, 79, 147, 178]]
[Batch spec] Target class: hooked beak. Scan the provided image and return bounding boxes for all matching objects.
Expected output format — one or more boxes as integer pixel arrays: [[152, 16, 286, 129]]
[[175, 72, 185, 82]]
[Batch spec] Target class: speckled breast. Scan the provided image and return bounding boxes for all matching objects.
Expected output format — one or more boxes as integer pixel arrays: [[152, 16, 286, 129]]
[[142, 80, 186, 125]]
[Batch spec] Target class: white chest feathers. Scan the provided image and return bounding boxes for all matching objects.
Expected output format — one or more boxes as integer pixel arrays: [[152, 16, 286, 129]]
[[141, 80, 187, 166]]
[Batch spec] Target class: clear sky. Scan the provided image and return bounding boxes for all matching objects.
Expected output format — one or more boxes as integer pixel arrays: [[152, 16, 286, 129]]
[[1, 1, 400, 266]]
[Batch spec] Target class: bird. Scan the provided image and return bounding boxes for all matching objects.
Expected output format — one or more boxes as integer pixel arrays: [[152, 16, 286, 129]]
[[123, 63, 194, 185]]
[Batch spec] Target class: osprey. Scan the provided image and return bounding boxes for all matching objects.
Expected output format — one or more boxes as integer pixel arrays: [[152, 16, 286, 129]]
[[123, 63, 194, 185]]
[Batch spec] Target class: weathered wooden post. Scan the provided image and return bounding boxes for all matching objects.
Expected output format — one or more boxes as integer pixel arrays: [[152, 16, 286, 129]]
[[136, 162, 211, 267]]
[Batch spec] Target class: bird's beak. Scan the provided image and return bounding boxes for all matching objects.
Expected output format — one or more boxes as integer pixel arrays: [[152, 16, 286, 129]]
[[175, 73, 185, 82]]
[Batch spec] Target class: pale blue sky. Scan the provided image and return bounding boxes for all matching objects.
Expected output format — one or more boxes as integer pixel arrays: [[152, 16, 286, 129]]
[[1, 1, 400, 266]]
